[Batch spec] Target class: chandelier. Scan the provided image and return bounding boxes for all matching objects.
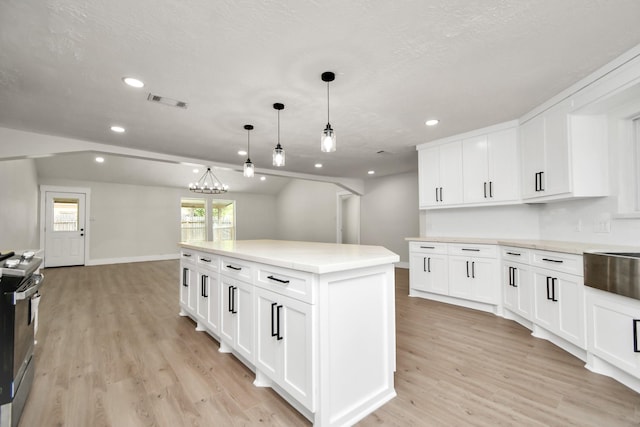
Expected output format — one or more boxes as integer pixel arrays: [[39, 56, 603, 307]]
[[189, 167, 228, 194]]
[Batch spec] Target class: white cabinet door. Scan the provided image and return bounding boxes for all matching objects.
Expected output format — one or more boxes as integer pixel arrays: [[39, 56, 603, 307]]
[[439, 141, 463, 205], [462, 135, 488, 204], [220, 275, 235, 344], [503, 262, 533, 321], [487, 127, 519, 202], [180, 263, 198, 316], [448, 256, 497, 303], [235, 279, 254, 362], [532, 269, 585, 349], [205, 273, 220, 335], [418, 147, 440, 207], [409, 253, 448, 295], [255, 288, 314, 410], [586, 290, 640, 378], [520, 116, 545, 199], [196, 271, 210, 325]]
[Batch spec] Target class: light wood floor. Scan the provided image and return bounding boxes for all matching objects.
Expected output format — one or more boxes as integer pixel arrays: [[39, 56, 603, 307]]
[[19, 261, 640, 426]]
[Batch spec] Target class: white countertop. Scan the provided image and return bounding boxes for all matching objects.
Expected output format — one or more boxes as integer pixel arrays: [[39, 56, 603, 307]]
[[405, 237, 640, 255], [179, 240, 400, 274]]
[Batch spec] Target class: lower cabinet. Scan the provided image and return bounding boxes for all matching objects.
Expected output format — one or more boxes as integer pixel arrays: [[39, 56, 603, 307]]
[[220, 275, 254, 363], [448, 256, 498, 304], [409, 243, 448, 296], [532, 268, 586, 349], [255, 287, 313, 411], [196, 270, 220, 334], [180, 252, 197, 317], [586, 288, 640, 379]]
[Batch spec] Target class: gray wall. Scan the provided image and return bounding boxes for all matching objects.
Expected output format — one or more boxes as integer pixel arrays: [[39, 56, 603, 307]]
[[275, 179, 339, 243], [361, 171, 420, 264], [0, 159, 39, 250]]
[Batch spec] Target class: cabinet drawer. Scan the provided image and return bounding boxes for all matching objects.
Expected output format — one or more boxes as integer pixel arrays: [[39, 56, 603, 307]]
[[181, 250, 196, 264], [221, 257, 253, 281], [531, 250, 582, 275], [256, 265, 314, 304], [409, 241, 447, 254], [448, 244, 497, 258], [501, 246, 530, 264], [197, 252, 219, 271]]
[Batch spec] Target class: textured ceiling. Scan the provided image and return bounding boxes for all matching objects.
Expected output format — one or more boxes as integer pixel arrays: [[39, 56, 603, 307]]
[[2, 0, 640, 182]]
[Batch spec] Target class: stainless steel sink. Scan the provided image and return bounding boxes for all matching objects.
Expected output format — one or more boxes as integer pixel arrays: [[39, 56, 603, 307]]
[[584, 252, 640, 300]]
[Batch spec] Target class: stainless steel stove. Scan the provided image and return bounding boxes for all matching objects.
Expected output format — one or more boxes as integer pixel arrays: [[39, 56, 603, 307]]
[[0, 252, 44, 427]]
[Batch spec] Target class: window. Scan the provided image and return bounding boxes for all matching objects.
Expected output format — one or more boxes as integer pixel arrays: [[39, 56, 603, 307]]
[[181, 198, 206, 242], [212, 200, 235, 242], [53, 198, 79, 231]]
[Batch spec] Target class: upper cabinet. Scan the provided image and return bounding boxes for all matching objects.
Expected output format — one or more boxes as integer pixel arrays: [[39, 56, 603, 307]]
[[462, 127, 520, 204], [418, 141, 463, 208], [418, 121, 520, 209], [520, 99, 609, 202]]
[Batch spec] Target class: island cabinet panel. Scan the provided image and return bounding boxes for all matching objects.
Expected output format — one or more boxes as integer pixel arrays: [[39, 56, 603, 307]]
[[177, 240, 399, 426], [254, 287, 314, 411]]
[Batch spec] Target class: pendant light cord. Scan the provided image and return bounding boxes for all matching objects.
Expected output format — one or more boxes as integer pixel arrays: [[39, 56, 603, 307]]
[[277, 109, 281, 143], [247, 129, 251, 158], [327, 82, 330, 123]]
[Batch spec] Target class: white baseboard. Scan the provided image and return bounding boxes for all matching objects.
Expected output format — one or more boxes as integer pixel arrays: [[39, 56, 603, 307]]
[[86, 253, 180, 266]]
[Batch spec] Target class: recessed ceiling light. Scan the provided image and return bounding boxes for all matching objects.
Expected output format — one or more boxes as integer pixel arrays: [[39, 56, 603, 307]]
[[95, 157, 105, 163], [193, 168, 199, 174], [260, 176, 266, 181], [368, 170, 375, 175], [238, 150, 247, 156], [425, 119, 439, 126], [110, 125, 125, 133], [122, 77, 144, 88], [315, 163, 323, 168]]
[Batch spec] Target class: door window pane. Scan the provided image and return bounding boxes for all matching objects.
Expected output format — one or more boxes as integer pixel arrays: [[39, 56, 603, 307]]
[[212, 200, 235, 242], [53, 198, 79, 231], [181, 198, 207, 242]]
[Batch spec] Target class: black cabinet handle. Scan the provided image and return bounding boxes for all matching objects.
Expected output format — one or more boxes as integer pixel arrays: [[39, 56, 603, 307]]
[[466, 261, 470, 278], [276, 305, 283, 341], [546, 277, 552, 300], [471, 261, 475, 278], [420, 246, 435, 249], [506, 251, 521, 256], [542, 258, 563, 264], [508, 266, 512, 286], [551, 278, 558, 302], [271, 302, 278, 337], [423, 257, 427, 272], [182, 268, 188, 287], [427, 257, 431, 273], [633, 319, 640, 353], [183, 253, 192, 257], [512, 267, 517, 287], [489, 181, 493, 198], [484, 182, 487, 198], [226, 265, 242, 271], [267, 275, 290, 284], [462, 248, 480, 252], [200, 257, 211, 263], [228, 286, 234, 313], [201, 275, 208, 298], [435, 187, 439, 202], [534, 172, 539, 192], [539, 171, 545, 191], [231, 286, 238, 313], [440, 187, 443, 202]]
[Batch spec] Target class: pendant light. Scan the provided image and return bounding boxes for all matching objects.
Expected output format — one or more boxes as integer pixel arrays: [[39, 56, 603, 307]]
[[243, 124, 255, 178], [321, 71, 336, 152], [272, 103, 285, 167]]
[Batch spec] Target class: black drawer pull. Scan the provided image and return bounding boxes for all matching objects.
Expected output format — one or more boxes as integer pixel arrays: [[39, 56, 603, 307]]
[[420, 246, 435, 249], [182, 253, 192, 257], [542, 258, 563, 264], [267, 275, 290, 284], [506, 252, 521, 256], [634, 319, 640, 353], [200, 257, 211, 263], [462, 248, 480, 252], [226, 265, 242, 271]]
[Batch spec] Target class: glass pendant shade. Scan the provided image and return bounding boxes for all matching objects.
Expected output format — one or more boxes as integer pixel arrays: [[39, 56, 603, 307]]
[[273, 143, 285, 166], [244, 159, 255, 177], [321, 123, 336, 152]]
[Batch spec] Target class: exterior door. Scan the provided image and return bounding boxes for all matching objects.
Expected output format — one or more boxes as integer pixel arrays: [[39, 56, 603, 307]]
[[44, 191, 86, 267]]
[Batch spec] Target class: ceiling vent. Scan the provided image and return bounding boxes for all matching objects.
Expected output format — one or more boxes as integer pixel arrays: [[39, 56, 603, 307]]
[[376, 150, 393, 155], [147, 93, 188, 109]]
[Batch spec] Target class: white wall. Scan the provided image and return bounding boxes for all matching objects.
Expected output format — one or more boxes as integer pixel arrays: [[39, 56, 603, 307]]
[[361, 172, 420, 264], [276, 179, 339, 243], [341, 194, 360, 244], [0, 159, 39, 250], [38, 178, 278, 263]]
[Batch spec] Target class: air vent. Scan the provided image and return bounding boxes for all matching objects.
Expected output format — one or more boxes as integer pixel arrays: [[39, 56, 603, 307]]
[[147, 93, 188, 109], [376, 150, 393, 155]]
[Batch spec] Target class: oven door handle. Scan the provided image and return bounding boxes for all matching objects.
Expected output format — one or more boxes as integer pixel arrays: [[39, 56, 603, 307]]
[[15, 274, 44, 301]]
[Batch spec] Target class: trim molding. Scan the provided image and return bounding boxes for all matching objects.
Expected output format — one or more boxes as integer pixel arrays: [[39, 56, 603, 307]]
[[86, 253, 180, 266]]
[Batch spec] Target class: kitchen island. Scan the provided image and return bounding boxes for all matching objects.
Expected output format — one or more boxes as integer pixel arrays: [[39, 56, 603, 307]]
[[178, 240, 399, 427]]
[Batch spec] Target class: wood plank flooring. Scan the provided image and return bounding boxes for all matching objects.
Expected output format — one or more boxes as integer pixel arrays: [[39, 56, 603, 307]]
[[19, 261, 640, 426]]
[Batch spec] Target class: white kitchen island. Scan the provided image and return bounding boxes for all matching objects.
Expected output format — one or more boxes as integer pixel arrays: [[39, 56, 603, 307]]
[[178, 240, 399, 427]]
